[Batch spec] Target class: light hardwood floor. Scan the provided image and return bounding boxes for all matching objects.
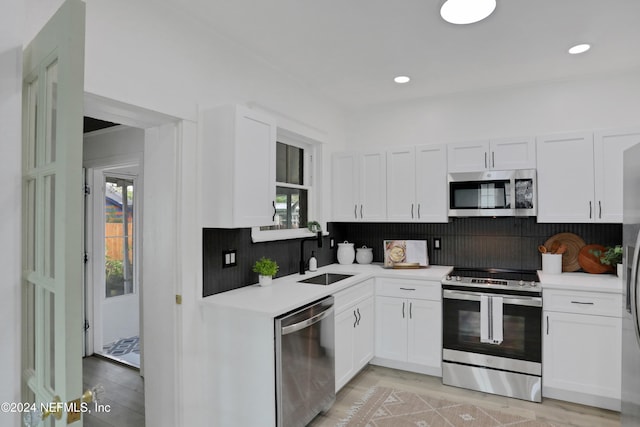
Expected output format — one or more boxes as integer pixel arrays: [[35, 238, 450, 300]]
[[82, 356, 145, 427], [311, 365, 621, 427], [82, 357, 619, 427]]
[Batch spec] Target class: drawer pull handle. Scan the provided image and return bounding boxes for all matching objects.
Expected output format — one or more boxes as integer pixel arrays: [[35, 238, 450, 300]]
[[400, 287, 416, 291], [571, 301, 595, 305]]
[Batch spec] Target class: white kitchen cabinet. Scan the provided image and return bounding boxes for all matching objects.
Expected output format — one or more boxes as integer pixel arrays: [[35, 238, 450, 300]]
[[386, 145, 448, 223], [331, 150, 386, 221], [200, 105, 276, 228], [594, 128, 640, 222], [543, 288, 622, 410], [447, 137, 535, 172], [537, 129, 639, 223], [373, 279, 442, 376], [334, 280, 375, 391]]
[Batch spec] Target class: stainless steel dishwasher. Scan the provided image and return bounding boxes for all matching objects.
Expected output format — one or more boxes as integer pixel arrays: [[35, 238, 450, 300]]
[[275, 296, 335, 427]]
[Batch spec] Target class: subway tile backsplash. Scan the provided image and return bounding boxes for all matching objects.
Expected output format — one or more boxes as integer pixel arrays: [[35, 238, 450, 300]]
[[202, 218, 621, 297]]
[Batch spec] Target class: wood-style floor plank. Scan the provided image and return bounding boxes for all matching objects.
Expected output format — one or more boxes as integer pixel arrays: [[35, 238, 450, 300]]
[[82, 356, 145, 427]]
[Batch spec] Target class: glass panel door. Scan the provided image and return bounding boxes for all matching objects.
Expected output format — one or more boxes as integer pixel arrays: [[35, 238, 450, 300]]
[[104, 177, 135, 297]]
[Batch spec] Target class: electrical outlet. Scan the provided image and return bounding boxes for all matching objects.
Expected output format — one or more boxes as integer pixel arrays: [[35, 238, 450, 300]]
[[222, 249, 237, 267], [330, 239, 335, 248], [434, 238, 442, 250]]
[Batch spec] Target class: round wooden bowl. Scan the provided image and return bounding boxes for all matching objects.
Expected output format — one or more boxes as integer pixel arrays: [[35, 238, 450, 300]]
[[578, 244, 614, 274]]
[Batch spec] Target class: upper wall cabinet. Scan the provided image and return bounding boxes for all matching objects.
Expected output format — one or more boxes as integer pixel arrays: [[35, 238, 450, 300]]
[[332, 150, 387, 221], [537, 129, 640, 223], [200, 105, 277, 228], [594, 128, 640, 223], [386, 145, 448, 223], [447, 137, 536, 172]]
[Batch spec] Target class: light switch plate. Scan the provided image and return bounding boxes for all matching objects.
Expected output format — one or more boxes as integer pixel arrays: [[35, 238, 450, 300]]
[[222, 249, 237, 267]]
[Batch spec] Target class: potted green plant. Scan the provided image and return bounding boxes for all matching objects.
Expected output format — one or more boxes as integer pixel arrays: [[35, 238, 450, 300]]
[[307, 221, 322, 233], [590, 245, 623, 276], [252, 257, 279, 286]]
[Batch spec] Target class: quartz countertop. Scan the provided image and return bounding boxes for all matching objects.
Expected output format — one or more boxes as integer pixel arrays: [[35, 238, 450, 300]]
[[202, 263, 453, 317], [538, 270, 623, 294]]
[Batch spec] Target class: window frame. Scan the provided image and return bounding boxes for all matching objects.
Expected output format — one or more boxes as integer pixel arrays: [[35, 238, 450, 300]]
[[251, 128, 324, 242]]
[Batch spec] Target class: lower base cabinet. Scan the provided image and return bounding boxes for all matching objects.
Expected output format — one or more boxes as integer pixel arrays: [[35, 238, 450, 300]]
[[543, 289, 622, 410], [334, 280, 375, 391], [373, 279, 442, 376]]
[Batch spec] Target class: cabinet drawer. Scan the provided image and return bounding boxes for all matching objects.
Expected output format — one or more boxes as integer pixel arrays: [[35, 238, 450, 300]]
[[543, 289, 622, 317], [376, 278, 441, 301], [334, 279, 374, 313]]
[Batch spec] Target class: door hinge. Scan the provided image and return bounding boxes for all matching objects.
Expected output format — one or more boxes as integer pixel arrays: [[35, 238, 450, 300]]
[[83, 252, 89, 263], [84, 184, 91, 196], [175, 294, 182, 305], [84, 319, 90, 332]]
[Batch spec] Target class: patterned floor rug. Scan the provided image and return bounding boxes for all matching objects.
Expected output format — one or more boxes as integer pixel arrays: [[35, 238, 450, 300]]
[[102, 336, 140, 367], [337, 386, 558, 427]]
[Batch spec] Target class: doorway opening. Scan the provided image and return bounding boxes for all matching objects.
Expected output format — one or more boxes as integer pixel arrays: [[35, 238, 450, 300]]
[[83, 118, 143, 370]]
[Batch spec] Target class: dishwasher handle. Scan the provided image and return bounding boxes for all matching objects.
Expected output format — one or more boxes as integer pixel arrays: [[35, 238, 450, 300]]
[[281, 305, 334, 335]]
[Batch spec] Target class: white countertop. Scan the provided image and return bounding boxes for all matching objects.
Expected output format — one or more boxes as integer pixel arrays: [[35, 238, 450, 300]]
[[538, 270, 623, 293], [202, 263, 453, 317]]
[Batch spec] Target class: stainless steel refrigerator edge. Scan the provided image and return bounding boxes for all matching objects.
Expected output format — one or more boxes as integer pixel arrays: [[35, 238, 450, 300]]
[[622, 142, 640, 426]]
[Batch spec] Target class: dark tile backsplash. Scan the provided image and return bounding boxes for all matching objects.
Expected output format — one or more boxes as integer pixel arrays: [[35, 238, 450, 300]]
[[202, 218, 621, 297]]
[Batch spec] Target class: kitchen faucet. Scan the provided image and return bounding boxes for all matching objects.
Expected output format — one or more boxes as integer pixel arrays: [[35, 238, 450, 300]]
[[300, 231, 323, 274]]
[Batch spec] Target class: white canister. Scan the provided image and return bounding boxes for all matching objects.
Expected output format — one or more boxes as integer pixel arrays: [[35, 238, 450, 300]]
[[356, 246, 373, 264], [337, 241, 355, 264], [542, 253, 562, 275]]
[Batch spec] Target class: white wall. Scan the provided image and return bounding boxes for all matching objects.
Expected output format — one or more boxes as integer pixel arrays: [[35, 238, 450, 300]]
[[0, 0, 23, 425], [346, 70, 640, 150], [83, 125, 144, 165]]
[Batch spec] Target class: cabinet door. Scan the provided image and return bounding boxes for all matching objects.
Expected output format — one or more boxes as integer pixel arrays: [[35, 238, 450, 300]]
[[447, 140, 490, 172], [334, 308, 357, 392], [543, 311, 621, 399], [594, 129, 640, 223], [359, 150, 387, 221], [536, 132, 594, 223], [354, 297, 375, 371], [491, 136, 536, 170], [415, 144, 448, 223], [386, 147, 417, 221], [407, 299, 442, 369], [332, 152, 360, 221], [234, 109, 277, 227], [375, 296, 407, 361]]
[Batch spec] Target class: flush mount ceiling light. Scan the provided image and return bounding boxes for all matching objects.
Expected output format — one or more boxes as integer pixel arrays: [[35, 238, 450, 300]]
[[394, 75, 411, 84], [440, 0, 497, 25], [568, 43, 591, 55]]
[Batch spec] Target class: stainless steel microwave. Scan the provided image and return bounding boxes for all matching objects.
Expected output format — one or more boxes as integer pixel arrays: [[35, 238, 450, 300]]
[[448, 169, 537, 217]]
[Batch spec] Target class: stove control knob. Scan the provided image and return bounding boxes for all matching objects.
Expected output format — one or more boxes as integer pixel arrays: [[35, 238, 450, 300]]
[[530, 281, 538, 287], [518, 280, 525, 287], [445, 275, 452, 281], [456, 276, 462, 281]]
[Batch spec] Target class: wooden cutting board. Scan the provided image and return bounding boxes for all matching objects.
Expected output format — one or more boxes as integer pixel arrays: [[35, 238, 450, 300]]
[[544, 232, 586, 272]]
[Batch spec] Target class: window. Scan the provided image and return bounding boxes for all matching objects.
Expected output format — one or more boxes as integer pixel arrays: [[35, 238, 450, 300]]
[[253, 129, 321, 242], [104, 176, 135, 297]]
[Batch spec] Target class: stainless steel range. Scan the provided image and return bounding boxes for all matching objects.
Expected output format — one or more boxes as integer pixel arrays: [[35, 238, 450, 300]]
[[441, 268, 542, 402]]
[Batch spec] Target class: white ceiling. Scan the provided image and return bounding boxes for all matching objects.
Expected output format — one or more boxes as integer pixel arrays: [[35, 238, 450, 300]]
[[171, 0, 640, 110]]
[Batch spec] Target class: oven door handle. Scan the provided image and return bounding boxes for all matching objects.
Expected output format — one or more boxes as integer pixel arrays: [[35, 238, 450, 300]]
[[443, 289, 542, 307]]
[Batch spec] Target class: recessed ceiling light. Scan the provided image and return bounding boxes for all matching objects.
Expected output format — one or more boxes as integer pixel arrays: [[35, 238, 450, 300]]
[[568, 43, 591, 55], [440, 0, 496, 25], [394, 76, 411, 84]]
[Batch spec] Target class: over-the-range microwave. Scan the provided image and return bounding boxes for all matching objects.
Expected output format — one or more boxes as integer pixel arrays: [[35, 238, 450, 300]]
[[448, 169, 537, 217]]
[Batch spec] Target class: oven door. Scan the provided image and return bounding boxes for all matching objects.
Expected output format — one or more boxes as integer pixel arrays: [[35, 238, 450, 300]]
[[442, 289, 542, 363]]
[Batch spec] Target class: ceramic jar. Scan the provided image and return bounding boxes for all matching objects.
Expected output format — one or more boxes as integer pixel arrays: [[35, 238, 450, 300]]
[[356, 246, 373, 264], [337, 241, 355, 264]]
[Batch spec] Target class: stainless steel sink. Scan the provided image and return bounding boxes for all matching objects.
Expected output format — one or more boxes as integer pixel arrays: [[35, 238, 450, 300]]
[[298, 273, 353, 285]]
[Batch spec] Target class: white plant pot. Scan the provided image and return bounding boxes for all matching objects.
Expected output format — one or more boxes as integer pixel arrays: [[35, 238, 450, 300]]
[[258, 275, 273, 286], [617, 263, 623, 278]]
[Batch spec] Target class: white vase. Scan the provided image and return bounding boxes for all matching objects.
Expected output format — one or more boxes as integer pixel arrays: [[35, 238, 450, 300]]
[[258, 275, 273, 286], [617, 263, 623, 278]]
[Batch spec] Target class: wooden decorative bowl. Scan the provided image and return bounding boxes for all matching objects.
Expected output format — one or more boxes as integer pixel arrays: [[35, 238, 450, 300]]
[[578, 244, 614, 274]]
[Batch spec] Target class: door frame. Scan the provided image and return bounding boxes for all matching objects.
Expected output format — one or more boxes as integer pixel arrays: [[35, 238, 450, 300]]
[[84, 163, 141, 363], [84, 92, 182, 425]]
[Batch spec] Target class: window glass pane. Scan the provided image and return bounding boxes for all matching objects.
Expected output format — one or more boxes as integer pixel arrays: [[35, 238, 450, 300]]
[[267, 186, 308, 230], [26, 179, 36, 272], [276, 142, 304, 185], [105, 177, 135, 297], [45, 60, 58, 164], [27, 77, 38, 169], [44, 174, 55, 278], [45, 290, 55, 391]]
